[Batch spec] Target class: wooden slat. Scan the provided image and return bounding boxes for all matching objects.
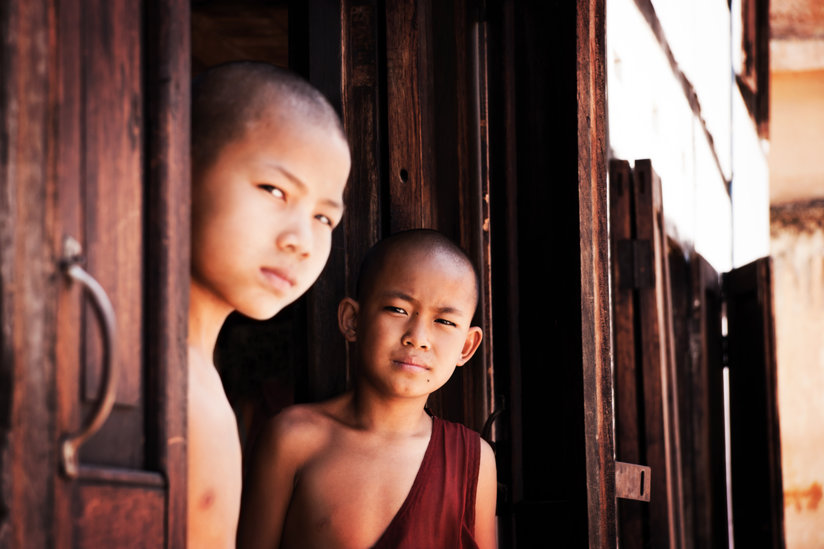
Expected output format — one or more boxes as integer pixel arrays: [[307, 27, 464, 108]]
[[609, 159, 645, 548], [687, 252, 728, 549], [384, 0, 434, 231], [341, 0, 383, 290], [55, 0, 84, 544], [144, 0, 190, 545], [577, 0, 616, 546], [724, 258, 785, 549], [668, 239, 694, 549], [0, 2, 57, 547], [632, 159, 686, 549], [79, 0, 146, 469]]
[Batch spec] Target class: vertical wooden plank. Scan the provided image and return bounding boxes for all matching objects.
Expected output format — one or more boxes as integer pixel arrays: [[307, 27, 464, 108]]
[[668, 238, 694, 549], [724, 258, 785, 549], [144, 0, 189, 545], [688, 252, 728, 549], [632, 159, 686, 549], [341, 0, 383, 294], [54, 0, 83, 544], [79, 0, 145, 468], [576, 0, 616, 546], [384, 0, 434, 231], [609, 159, 645, 549], [463, 0, 495, 432], [0, 1, 58, 547]]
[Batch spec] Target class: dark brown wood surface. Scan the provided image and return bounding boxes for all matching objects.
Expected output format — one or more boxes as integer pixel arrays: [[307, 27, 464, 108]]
[[609, 159, 644, 549], [73, 482, 164, 548], [144, 0, 191, 545], [384, 0, 435, 232], [2, 0, 189, 546], [725, 258, 785, 549], [632, 159, 686, 549], [0, 2, 57, 547], [577, 0, 616, 547], [76, 0, 146, 470], [685, 252, 728, 549]]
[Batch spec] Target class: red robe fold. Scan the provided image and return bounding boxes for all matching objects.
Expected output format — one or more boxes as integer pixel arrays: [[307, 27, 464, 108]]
[[371, 415, 481, 549]]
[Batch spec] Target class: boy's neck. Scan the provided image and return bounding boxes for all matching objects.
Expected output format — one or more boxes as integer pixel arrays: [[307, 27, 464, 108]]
[[343, 387, 432, 436], [188, 282, 233, 360]]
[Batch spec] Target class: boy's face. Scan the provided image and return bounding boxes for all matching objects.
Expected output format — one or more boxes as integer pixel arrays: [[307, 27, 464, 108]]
[[341, 247, 483, 400], [191, 112, 351, 320]]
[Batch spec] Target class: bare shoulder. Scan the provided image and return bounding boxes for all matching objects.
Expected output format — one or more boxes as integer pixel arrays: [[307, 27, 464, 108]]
[[237, 399, 343, 549], [250, 399, 344, 472], [479, 437, 496, 473], [258, 402, 334, 449]]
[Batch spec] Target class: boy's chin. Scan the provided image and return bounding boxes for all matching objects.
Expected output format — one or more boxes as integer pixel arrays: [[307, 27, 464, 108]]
[[236, 300, 290, 321]]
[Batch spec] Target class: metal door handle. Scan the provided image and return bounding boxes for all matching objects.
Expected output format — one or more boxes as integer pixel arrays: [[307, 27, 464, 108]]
[[59, 236, 119, 478]]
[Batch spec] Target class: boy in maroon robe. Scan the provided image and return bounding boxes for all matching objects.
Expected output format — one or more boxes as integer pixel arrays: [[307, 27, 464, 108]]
[[238, 229, 498, 548]]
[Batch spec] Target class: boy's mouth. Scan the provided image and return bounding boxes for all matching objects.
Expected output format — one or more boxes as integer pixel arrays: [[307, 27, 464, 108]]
[[260, 267, 296, 293], [392, 357, 431, 372]]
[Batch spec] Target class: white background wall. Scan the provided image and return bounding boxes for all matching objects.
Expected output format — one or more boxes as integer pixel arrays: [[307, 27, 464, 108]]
[[607, 0, 770, 272]]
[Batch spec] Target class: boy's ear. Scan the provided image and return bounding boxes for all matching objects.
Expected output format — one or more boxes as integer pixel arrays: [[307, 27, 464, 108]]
[[338, 297, 360, 342], [456, 327, 483, 367]]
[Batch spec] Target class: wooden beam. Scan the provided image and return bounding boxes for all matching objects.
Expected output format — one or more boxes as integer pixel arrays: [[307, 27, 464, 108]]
[[144, 0, 190, 545], [576, 0, 616, 546]]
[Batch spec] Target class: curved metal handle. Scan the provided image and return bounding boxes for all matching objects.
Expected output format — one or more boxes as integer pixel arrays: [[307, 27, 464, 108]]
[[59, 236, 119, 478]]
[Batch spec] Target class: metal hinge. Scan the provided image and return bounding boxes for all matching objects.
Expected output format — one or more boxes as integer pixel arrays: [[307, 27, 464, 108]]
[[617, 239, 655, 290], [615, 461, 651, 502]]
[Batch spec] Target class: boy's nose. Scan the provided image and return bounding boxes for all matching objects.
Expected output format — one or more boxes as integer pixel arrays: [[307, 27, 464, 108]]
[[402, 318, 430, 350], [276, 215, 312, 257]]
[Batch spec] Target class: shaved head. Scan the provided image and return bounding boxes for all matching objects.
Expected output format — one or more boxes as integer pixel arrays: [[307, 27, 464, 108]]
[[191, 61, 346, 178], [356, 229, 480, 313]]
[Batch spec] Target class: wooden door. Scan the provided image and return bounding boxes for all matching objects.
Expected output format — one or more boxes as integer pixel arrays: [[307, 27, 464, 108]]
[[608, 159, 784, 549], [724, 258, 785, 549], [0, 1, 189, 547]]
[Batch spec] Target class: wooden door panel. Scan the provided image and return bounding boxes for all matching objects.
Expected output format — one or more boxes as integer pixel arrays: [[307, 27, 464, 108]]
[[0, 0, 189, 547], [724, 257, 785, 549], [609, 159, 690, 549], [73, 478, 165, 548], [57, 0, 146, 474], [609, 159, 645, 548]]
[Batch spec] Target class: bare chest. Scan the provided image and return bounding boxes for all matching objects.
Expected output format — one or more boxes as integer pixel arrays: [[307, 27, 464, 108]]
[[187, 363, 243, 546], [283, 435, 430, 548]]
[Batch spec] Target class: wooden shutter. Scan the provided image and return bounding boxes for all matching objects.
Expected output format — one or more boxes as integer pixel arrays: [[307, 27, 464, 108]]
[[0, 1, 189, 546], [724, 258, 785, 548], [609, 159, 687, 549]]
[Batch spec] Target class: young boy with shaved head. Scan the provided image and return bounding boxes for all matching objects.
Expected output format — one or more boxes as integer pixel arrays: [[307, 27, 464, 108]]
[[189, 61, 351, 547], [237, 229, 498, 549]]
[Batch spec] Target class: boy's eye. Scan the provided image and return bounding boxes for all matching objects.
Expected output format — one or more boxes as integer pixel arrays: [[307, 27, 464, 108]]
[[384, 306, 407, 315], [435, 319, 456, 327], [315, 213, 333, 227], [258, 184, 285, 199]]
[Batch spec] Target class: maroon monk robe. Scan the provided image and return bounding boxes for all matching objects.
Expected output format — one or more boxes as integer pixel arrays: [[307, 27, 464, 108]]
[[371, 415, 482, 549]]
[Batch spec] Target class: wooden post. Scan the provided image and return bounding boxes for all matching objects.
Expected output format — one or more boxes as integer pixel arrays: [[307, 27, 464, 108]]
[[576, 0, 617, 546]]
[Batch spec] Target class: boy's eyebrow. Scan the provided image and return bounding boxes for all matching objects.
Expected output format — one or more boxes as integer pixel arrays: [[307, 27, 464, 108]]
[[265, 162, 344, 210], [382, 290, 466, 316]]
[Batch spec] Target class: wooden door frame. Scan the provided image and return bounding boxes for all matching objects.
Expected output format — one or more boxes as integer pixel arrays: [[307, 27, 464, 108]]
[[577, 0, 617, 546]]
